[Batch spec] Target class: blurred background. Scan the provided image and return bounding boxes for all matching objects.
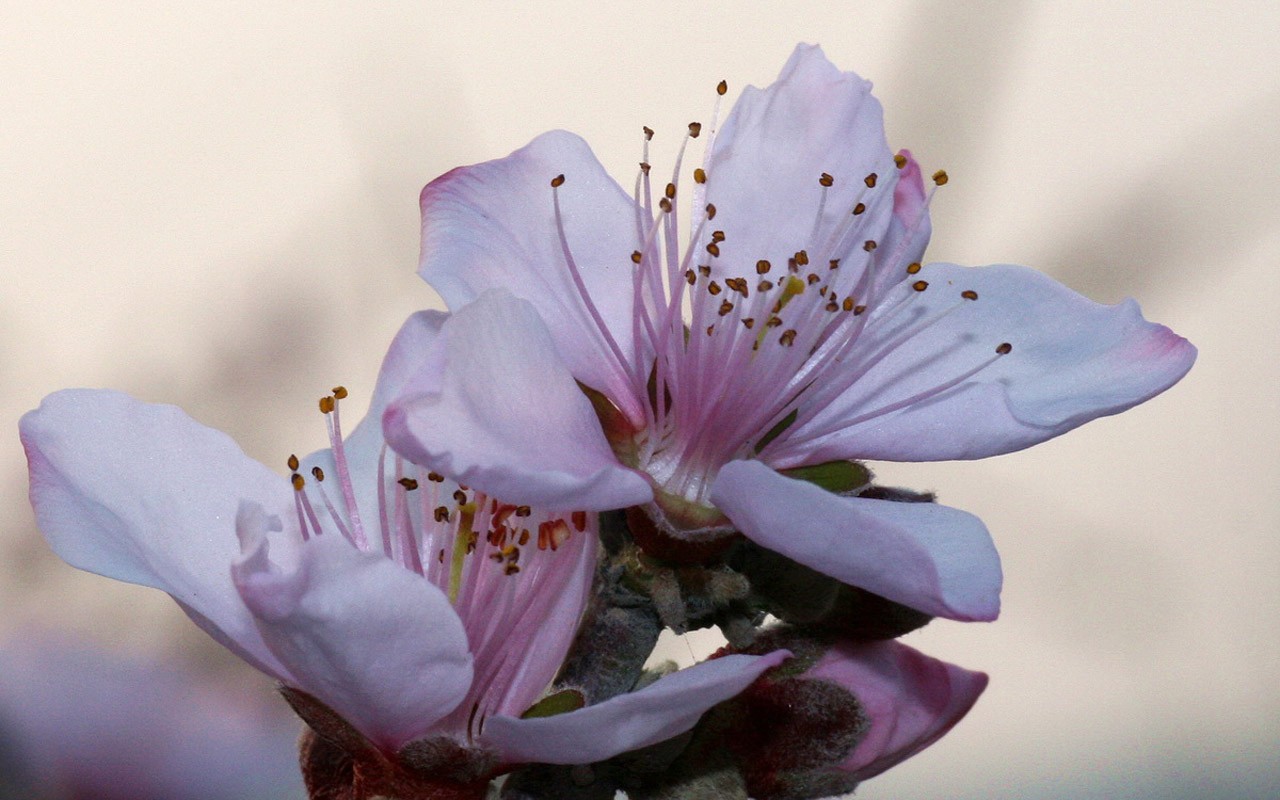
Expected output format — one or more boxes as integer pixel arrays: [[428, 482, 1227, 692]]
[[2, 1, 1276, 797]]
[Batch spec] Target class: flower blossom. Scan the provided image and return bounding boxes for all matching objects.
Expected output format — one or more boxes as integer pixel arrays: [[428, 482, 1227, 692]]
[[385, 44, 1196, 623], [20, 312, 787, 790]]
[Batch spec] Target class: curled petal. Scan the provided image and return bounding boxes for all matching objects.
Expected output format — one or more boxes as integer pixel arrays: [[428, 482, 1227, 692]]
[[384, 290, 652, 511], [711, 460, 1001, 621], [778, 263, 1197, 464], [807, 640, 988, 781], [704, 43, 897, 278], [481, 651, 791, 765], [232, 525, 473, 751], [419, 130, 643, 416], [19, 389, 298, 680]]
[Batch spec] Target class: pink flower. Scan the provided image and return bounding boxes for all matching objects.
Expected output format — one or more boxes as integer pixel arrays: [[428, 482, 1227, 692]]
[[709, 635, 988, 798], [385, 44, 1195, 623], [20, 312, 787, 783], [0, 630, 302, 800]]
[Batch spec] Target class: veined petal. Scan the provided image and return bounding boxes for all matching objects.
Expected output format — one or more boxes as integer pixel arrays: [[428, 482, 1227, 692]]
[[704, 43, 897, 278], [19, 389, 299, 680], [419, 130, 643, 416], [480, 651, 791, 765], [232, 524, 473, 752], [806, 640, 988, 781], [777, 263, 1197, 464], [384, 291, 653, 511], [711, 460, 1001, 622]]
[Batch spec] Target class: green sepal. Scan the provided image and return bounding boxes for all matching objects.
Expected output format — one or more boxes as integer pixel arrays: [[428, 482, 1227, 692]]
[[754, 409, 798, 454], [779, 460, 871, 493], [521, 688, 586, 719]]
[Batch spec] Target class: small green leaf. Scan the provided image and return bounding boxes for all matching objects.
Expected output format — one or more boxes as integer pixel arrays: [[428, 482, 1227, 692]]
[[780, 460, 871, 493], [754, 409, 798, 454], [520, 688, 585, 719]]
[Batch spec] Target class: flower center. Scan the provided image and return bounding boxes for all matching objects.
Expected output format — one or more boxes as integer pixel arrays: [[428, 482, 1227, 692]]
[[286, 387, 592, 740], [550, 82, 1012, 508]]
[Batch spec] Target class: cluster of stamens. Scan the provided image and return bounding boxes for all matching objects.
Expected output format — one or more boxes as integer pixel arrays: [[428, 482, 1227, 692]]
[[546, 79, 1014, 504], [283, 387, 593, 738]]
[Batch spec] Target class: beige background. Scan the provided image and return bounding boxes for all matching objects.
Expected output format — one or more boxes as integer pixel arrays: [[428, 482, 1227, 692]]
[[3, 2, 1277, 797]]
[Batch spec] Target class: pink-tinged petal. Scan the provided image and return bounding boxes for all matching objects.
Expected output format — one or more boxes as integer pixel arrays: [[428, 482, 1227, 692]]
[[711, 460, 1000, 622], [19, 389, 299, 680], [481, 650, 791, 765], [704, 43, 897, 278], [870, 148, 932, 299], [231, 524, 473, 751], [299, 311, 448, 538], [777, 263, 1197, 464], [806, 640, 987, 781], [419, 130, 643, 416], [384, 291, 653, 511]]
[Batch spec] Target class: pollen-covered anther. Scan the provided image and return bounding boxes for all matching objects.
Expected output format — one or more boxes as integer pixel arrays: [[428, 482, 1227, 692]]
[[996, 342, 1013, 355], [894, 153, 908, 169], [571, 511, 588, 532], [779, 329, 798, 346], [291, 473, 305, 491], [639, 161, 651, 175], [698, 265, 712, 277], [717, 79, 728, 96], [685, 269, 696, 286], [688, 122, 702, 138], [756, 259, 772, 275], [287, 454, 300, 471], [864, 172, 878, 188], [664, 182, 676, 200], [766, 316, 784, 328], [537, 520, 572, 551], [932, 170, 949, 186], [794, 250, 809, 267], [852, 202, 866, 215], [706, 242, 721, 257], [705, 203, 717, 219], [825, 300, 839, 312], [725, 277, 749, 297], [452, 489, 468, 505], [711, 230, 726, 243], [758, 279, 774, 292], [659, 198, 672, 212], [742, 318, 756, 329], [427, 472, 444, 483], [806, 273, 820, 285], [318, 396, 335, 414], [863, 240, 877, 252], [434, 506, 450, 523], [906, 262, 922, 275], [829, 259, 840, 270], [841, 298, 855, 313], [550, 174, 565, 188], [398, 477, 419, 491], [643, 126, 654, 141], [331, 386, 348, 399], [311, 466, 325, 481], [819, 172, 834, 187], [912, 280, 929, 292], [962, 290, 979, 300], [694, 168, 707, 184], [718, 300, 734, 316], [708, 281, 722, 296], [630, 250, 643, 264]]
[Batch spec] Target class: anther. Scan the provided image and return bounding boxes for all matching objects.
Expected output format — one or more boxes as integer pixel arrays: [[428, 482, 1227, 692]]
[[572, 511, 588, 532], [287, 454, 299, 471], [795, 250, 809, 267], [318, 396, 335, 414], [826, 300, 840, 312], [829, 259, 840, 269], [664, 183, 676, 200], [806, 273, 820, 285], [779, 329, 797, 346], [694, 168, 707, 184], [819, 172, 834, 187], [842, 298, 855, 312], [639, 162, 651, 175], [932, 170, 949, 186], [864, 173, 878, 188], [711, 230, 725, 243], [863, 240, 877, 252], [742, 318, 755, 329], [852, 202, 866, 215], [717, 79, 728, 96], [894, 153, 908, 169], [854, 304, 867, 315], [688, 122, 702, 138], [434, 506, 450, 523], [550, 174, 565, 188], [659, 198, 672, 212], [631, 250, 643, 264], [398, 477, 419, 491], [706, 242, 720, 257], [685, 269, 696, 286], [332, 386, 348, 399], [707, 281, 722, 296], [515, 506, 532, 517], [758, 279, 774, 292], [756, 259, 772, 275], [698, 264, 711, 277], [718, 300, 734, 316], [291, 473, 305, 491], [705, 203, 717, 219], [912, 280, 929, 292], [452, 489, 468, 505], [906, 262, 922, 274], [311, 466, 325, 481], [725, 277, 749, 296], [643, 126, 654, 141], [427, 472, 444, 482], [996, 342, 1013, 355], [961, 290, 979, 300]]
